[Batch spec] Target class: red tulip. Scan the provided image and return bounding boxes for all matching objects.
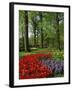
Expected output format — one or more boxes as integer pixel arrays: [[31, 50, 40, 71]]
[[19, 53, 53, 79]]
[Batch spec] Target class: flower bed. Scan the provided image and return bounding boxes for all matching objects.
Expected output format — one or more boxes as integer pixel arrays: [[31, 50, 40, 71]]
[[19, 53, 64, 79], [40, 59, 64, 76], [19, 54, 53, 79]]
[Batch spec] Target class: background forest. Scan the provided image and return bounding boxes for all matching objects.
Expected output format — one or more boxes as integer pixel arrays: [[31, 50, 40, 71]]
[[19, 10, 64, 79], [19, 11, 64, 59]]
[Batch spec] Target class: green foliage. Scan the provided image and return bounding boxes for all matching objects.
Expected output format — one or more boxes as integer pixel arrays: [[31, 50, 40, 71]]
[[52, 50, 64, 60], [19, 10, 64, 52], [19, 10, 25, 32]]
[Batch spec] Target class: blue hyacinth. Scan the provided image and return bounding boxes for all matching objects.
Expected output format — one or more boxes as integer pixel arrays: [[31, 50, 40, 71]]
[[40, 59, 64, 76]]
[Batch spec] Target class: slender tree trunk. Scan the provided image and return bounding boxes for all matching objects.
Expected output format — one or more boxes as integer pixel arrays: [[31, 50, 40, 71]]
[[24, 11, 30, 52], [56, 13, 61, 50], [22, 30, 24, 50], [47, 37, 49, 48], [52, 38, 54, 48], [41, 28, 43, 48], [36, 29, 38, 47], [40, 12, 43, 48], [33, 24, 36, 47]]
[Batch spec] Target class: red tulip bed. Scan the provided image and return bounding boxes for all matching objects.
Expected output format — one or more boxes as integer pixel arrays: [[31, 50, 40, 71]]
[[19, 53, 53, 79]]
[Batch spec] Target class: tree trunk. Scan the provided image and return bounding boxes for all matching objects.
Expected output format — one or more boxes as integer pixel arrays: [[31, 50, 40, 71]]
[[24, 11, 30, 52], [47, 38, 49, 48], [22, 29, 24, 50], [36, 29, 38, 47], [33, 24, 36, 47], [52, 38, 54, 48], [39, 12, 43, 48], [56, 13, 61, 50]]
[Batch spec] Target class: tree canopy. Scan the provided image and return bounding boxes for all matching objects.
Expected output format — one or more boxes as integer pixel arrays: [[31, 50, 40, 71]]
[[19, 10, 64, 51]]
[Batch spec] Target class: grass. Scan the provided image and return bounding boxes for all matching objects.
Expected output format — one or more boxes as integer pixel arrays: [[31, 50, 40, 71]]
[[19, 48, 46, 58], [19, 48, 64, 60]]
